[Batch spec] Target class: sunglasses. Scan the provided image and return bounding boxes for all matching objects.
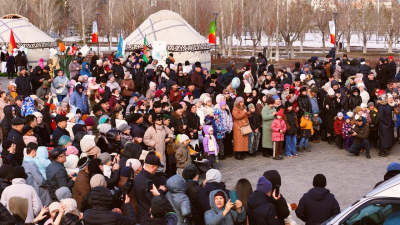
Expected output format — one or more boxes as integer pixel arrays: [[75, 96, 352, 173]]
[[156, 118, 163, 121]]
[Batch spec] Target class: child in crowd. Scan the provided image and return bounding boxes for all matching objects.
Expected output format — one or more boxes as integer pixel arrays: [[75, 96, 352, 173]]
[[299, 112, 313, 152], [311, 110, 322, 143], [360, 103, 371, 123], [203, 125, 219, 169], [213, 109, 226, 159], [283, 101, 298, 158], [271, 109, 286, 160], [342, 115, 354, 150], [248, 103, 260, 157], [334, 112, 344, 149]]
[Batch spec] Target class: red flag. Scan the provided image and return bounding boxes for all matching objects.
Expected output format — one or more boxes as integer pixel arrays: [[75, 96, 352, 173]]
[[8, 29, 16, 53]]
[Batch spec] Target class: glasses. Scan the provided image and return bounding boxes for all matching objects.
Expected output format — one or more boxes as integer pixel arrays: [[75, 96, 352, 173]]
[[156, 118, 163, 121]]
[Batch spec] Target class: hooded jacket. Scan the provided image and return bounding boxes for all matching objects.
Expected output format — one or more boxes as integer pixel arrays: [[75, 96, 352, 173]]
[[175, 142, 192, 169], [22, 157, 52, 206], [80, 62, 91, 77], [247, 190, 280, 225], [353, 116, 369, 142], [166, 174, 192, 224], [83, 186, 137, 225], [119, 142, 142, 168], [347, 88, 362, 110], [1, 105, 14, 141], [15, 72, 31, 97], [295, 187, 340, 225], [263, 170, 290, 224], [69, 60, 81, 80], [53, 74, 70, 96], [197, 182, 230, 217], [70, 84, 88, 114], [204, 189, 246, 225], [30, 66, 44, 94], [203, 125, 219, 155]]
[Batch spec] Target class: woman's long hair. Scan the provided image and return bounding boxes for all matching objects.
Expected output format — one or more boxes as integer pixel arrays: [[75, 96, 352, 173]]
[[235, 178, 253, 212]]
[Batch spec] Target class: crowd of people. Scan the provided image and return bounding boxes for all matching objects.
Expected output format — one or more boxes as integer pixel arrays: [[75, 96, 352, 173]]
[[0, 45, 398, 225]]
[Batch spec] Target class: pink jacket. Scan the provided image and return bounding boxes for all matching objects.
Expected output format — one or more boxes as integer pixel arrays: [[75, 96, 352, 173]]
[[271, 119, 287, 141], [38, 58, 44, 69]]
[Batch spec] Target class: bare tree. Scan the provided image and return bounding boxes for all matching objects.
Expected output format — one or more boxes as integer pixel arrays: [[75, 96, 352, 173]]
[[70, 0, 95, 45], [314, 0, 332, 54], [27, 0, 63, 35]]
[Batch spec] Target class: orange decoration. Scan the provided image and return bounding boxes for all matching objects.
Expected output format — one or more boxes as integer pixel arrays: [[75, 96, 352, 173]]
[[58, 42, 65, 52]]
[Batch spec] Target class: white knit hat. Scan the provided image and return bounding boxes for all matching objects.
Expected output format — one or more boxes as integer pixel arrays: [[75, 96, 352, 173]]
[[179, 134, 190, 143], [327, 88, 335, 96], [66, 113, 75, 122], [360, 103, 367, 108]]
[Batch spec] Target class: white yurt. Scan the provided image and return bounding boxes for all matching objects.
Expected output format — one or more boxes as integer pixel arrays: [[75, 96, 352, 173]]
[[0, 14, 57, 66], [125, 10, 211, 69]]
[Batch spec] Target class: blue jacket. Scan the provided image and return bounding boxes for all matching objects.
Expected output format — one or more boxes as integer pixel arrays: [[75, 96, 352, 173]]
[[166, 174, 192, 224], [70, 84, 88, 114], [222, 71, 234, 87], [204, 190, 246, 225], [53, 75, 70, 96]]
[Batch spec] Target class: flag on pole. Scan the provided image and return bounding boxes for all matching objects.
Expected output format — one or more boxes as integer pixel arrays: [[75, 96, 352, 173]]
[[143, 36, 148, 63], [8, 29, 16, 53], [329, 21, 335, 45], [116, 34, 123, 58], [92, 21, 98, 43], [209, 21, 216, 44]]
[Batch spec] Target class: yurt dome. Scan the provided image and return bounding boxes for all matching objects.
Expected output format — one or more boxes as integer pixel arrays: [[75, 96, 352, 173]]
[[125, 10, 211, 68], [0, 14, 57, 65]]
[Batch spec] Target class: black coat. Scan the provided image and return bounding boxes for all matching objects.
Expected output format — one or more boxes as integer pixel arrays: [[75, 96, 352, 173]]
[[197, 182, 230, 217], [111, 64, 125, 81], [347, 88, 362, 111], [99, 85, 111, 102], [90, 55, 99, 72], [6, 129, 23, 165], [0, 179, 11, 198], [186, 180, 203, 225], [134, 169, 161, 222], [53, 126, 70, 148], [1, 105, 14, 141], [247, 190, 280, 225], [15, 73, 31, 97], [297, 94, 313, 116], [377, 102, 395, 149], [376, 64, 388, 85], [284, 110, 297, 135], [295, 187, 340, 225], [46, 161, 74, 200], [390, 61, 397, 79], [30, 66, 44, 94], [170, 112, 188, 136], [14, 53, 27, 68], [176, 75, 188, 88], [249, 112, 260, 131], [185, 111, 200, 138], [0, 202, 15, 225], [323, 96, 339, 134], [133, 68, 145, 88], [6, 55, 15, 73], [61, 213, 83, 225], [82, 186, 137, 225], [119, 142, 142, 168], [360, 64, 371, 78], [374, 170, 400, 188], [363, 78, 379, 96]]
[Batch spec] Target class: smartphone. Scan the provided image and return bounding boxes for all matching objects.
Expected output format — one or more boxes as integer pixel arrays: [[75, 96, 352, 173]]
[[147, 180, 153, 192], [274, 185, 281, 197], [72, 173, 77, 177], [230, 190, 238, 204]]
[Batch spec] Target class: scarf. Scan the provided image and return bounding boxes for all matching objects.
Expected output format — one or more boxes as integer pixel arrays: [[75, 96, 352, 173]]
[[103, 165, 112, 178], [10, 91, 17, 99], [23, 136, 37, 146], [35, 147, 52, 179], [21, 97, 36, 117]]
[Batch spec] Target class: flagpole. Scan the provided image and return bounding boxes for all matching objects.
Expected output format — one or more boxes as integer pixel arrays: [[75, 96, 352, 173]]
[[95, 12, 100, 55]]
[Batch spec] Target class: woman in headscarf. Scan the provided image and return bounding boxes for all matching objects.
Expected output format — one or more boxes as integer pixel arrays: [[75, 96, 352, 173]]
[[80, 62, 91, 77], [232, 97, 249, 160], [32, 112, 50, 146], [34, 147, 51, 179]]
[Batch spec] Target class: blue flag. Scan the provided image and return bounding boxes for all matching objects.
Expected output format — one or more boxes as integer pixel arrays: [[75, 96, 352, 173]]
[[116, 34, 123, 58]]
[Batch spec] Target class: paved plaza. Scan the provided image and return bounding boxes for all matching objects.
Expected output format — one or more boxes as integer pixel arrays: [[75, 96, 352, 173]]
[[214, 141, 400, 224]]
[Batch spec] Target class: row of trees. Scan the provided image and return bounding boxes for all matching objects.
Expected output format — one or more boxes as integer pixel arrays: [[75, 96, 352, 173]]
[[0, 0, 399, 58]]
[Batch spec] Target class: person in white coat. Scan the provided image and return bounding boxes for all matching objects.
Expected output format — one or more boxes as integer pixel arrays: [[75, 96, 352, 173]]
[[358, 83, 370, 104], [1, 166, 42, 223]]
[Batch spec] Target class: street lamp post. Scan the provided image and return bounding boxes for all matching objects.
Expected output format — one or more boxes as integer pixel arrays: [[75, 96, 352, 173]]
[[213, 12, 218, 59], [333, 12, 338, 48], [95, 12, 100, 55]]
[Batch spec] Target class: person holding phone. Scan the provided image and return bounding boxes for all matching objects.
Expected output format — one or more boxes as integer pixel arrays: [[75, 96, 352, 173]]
[[204, 190, 246, 225], [263, 170, 290, 224], [247, 176, 281, 225]]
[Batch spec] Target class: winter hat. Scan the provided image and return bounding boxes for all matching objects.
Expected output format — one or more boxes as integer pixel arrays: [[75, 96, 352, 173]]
[[97, 123, 112, 133], [172, 102, 183, 111], [64, 154, 79, 173], [256, 176, 272, 194], [99, 115, 111, 124], [90, 174, 106, 188], [202, 96, 211, 104], [387, 162, 400, 172], [58, 135, 71, 147], [285, 101, 292, 108], [313, 174, 327, 188], [42, 80, 49, 87], [98, 153, 112, 165], [248, 103, 255, 109], [206, 169, 222, 183], [266, 97, 275, 105], [66, 113, 75, 122], [311, 86, 319, 93], [337, 112, 343, 117], [66, 146, 79, 156], [344, 115, 350, 121], [130, 113, 142, 123], [182, 164, 198, 180], [86, 146, 101, 156], [219, 100, 226, 108], [118, 123, 131, 133], [284, 84, 290, 90], [55, 187, 71, 201], [276, 109, 284, 117], [205, 107, 214, 116], [32, 111, 43, 119], [8, 166, 27, 180], [80, 136, 96, 153], [84, 117, 95, 126], [0, 164, 12, 179], [48, 202, 60, 213], [120, 167, 130, 177], [157, 84, 166, 90], [368, 102, 374, 107], [327, 88, 335, 96], [21, 125, 33, 135], [269, 88, 277, 96], [299, 86, 307, 93], [303, 112, 311, 117], [272, 95, 280, 101], [126, 159, 142, 171], [235, 97, 244, 104], [261, 89, 270, 95], [214, 191, 227, 203], [193, 99, 201, 105], [2, 140, 13, 151], [360, 103, 367, 109], [357, 83, 365, 88], [151, 196, 167, 218], [155, 90, 163, 98], [347, 111, 354, 118], [92, 104, 102, 114], [179, 134, 190, 143], [355, 106, 362, 114]]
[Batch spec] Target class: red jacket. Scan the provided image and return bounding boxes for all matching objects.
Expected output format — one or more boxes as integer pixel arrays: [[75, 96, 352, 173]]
[[334, 118, 344, 135], [169, 89, 182, 104]]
